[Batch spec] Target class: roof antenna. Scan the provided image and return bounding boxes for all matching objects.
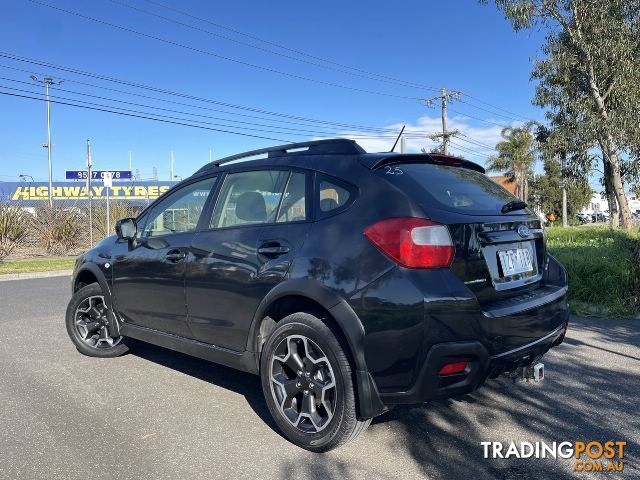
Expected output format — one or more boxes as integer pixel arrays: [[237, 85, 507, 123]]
[[390, 125, 405, 152]]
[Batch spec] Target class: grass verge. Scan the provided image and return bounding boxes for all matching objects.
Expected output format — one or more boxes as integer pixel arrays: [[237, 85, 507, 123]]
[[0, 257, 75, 275], [546, 226, 640, 319]]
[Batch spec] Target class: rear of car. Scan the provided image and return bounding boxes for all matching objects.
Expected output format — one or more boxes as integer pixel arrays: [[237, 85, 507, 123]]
[[357, 154, 568, 404]]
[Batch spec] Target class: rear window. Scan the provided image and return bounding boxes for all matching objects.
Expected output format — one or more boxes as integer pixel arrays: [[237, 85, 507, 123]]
[[379, 163, 525, 215]]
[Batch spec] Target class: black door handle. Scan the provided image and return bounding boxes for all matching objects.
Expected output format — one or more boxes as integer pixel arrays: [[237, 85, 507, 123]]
[[257, 244, 290, 256], [166, 249, 186, 262]]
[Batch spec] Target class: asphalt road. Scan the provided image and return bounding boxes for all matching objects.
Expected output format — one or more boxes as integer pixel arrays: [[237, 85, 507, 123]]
[[1, 277, 638, 479]]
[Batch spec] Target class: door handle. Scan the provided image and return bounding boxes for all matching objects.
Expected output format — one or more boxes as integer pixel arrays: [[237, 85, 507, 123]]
[[165, 249, 186, 262], [257, 245, 290, 256]]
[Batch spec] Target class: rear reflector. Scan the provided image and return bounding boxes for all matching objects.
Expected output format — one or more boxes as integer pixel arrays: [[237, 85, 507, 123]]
[[364, 218, 454, 268], [439, 361, 468, 376]]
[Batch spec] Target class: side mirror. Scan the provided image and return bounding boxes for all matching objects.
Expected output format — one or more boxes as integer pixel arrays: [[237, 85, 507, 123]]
[[115, 218, 137, 240]]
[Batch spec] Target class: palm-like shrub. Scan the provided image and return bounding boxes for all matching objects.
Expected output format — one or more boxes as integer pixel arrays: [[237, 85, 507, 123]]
[[31, 204, 83, 255], [0, 202, 29, 260]]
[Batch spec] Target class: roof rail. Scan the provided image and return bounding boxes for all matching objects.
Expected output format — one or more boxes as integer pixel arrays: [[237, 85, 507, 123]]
[[197, 139, 366, 172]]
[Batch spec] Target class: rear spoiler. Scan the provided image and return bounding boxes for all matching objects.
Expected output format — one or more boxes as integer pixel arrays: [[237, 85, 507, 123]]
[[364, 153, 486, 174]]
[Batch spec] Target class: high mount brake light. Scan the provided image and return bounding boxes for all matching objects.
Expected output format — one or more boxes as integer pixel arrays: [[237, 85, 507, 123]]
[[364, 218, 454, 268]]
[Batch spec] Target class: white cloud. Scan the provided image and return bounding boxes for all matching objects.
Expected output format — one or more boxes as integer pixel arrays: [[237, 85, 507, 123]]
[[329, 114, 515, 164]]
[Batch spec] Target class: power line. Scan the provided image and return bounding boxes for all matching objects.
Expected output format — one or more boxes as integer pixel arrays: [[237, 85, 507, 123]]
[[27, 0, 420, 101], [0, 52, 525, 147], [0, 83, 337, 138], [456, 133, 496, 151], [461, 93, 531, 121], [108, 0, 440, 92], [457, 98, 529, 123], [0, 76, 400, 138], [140, 0, 443, 93], [448, 140, 488, 158], [0, 52, 403, 133], [447, 107, 512, 129], [0, 89, 293, 142], [0, 85, 413, 142]]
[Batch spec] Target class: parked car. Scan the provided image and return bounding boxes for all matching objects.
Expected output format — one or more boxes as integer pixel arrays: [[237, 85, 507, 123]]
[[66, 139, 569, 451], [591, 212, 608, 223], [576, 213, 590, 224]]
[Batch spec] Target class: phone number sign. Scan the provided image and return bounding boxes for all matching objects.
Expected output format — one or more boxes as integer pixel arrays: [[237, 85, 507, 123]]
[[65, 170, 132, 180]]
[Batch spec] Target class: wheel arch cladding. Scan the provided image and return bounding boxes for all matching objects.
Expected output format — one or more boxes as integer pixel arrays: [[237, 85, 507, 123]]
[[74, 264, 112, 307], [247, 279, 386, 419]]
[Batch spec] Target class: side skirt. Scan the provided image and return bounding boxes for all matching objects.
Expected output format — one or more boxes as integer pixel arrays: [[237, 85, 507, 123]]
[[120, 323, 259, 374]]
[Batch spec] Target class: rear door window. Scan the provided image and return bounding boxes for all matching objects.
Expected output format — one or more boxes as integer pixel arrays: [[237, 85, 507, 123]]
[[378, 163, 527, 215], [210, 170, 289, 228], [277, 172, 307, 223]]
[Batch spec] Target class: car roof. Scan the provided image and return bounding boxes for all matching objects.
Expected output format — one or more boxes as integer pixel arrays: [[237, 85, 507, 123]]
[[192, 138, 485, 178]]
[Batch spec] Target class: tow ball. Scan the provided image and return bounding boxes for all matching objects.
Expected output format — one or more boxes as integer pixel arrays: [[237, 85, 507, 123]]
[[505, 362, 544, 382]]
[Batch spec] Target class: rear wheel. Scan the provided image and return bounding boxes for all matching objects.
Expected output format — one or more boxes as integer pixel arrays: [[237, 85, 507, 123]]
[[65, 283, 129, 358], [260, 312, 371, 452]]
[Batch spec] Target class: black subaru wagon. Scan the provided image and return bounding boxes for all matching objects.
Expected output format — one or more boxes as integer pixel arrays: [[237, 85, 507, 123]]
[[66, 139, 569, 451]]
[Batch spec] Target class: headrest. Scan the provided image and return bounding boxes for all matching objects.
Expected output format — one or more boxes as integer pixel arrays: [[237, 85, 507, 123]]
[[235, 191, 267, 222]]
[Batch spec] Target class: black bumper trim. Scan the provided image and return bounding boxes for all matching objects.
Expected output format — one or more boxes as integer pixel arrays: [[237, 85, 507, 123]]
[[378, 323, 567, 405], [490, 325, 565, 359]]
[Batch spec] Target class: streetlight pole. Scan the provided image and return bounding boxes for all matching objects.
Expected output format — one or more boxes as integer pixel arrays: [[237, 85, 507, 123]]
[[31, 75, 63, 208]]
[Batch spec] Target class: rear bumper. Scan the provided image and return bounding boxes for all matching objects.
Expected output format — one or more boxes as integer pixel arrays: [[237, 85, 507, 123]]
[[378, 321, 567, 405]]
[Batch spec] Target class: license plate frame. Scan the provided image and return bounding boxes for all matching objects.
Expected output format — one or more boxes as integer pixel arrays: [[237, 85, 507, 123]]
[[498, 247, 534, 277]]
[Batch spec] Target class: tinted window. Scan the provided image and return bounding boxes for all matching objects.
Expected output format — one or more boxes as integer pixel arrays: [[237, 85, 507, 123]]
[[143, 177, 216, 237], [318, 178, 352, 214], [211, 170, 288, 228], [277, 172, 307, 223], [379, 163, 526, 215]]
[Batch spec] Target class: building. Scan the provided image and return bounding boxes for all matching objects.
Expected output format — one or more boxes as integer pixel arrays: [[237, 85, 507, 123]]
[[580, 192, 640, 215], [489, 175, 516, 194]]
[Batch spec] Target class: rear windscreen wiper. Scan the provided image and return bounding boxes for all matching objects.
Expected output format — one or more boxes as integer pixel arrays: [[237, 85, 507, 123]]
[[501, 200, 528, 214]]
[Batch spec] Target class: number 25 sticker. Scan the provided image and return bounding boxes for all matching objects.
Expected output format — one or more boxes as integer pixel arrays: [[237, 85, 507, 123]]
[[384, 166, 404, 175]]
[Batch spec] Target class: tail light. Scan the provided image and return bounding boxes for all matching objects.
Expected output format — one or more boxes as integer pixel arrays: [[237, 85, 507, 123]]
[[364, 218, 454, 268]]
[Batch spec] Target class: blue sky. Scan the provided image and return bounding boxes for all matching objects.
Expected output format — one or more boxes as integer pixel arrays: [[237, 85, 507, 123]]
[[0, 0, 547, 182]]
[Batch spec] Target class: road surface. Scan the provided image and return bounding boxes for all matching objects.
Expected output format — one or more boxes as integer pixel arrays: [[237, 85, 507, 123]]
[[0, 277, 638, 479]]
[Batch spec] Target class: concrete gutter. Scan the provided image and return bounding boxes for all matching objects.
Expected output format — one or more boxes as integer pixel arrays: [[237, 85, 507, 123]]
[[0, 269, 73, 282]]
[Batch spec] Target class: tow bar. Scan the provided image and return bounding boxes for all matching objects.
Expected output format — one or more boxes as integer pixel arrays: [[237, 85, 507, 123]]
[[505, 362, 544, 382]]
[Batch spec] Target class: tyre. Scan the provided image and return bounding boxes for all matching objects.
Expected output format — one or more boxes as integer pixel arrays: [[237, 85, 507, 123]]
[[65, 283, 129, 358], [260, 312, 371, 452]]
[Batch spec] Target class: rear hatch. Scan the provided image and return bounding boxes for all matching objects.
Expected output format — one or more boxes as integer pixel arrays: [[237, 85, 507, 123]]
[[372, 157, 566, 352]]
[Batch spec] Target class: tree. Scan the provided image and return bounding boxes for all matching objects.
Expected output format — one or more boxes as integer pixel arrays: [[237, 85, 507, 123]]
[[482, 0, 640, 229], [529, 155, 593, 221], [485, 121, 538, 201]]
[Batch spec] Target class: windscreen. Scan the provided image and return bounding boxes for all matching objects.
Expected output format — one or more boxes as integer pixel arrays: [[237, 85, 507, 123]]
[[379, 163, 529, 215]]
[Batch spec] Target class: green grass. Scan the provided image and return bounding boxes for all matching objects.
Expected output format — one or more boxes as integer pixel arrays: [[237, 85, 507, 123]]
[[546, 226, 640, 318], [0, 257, 75, 275]]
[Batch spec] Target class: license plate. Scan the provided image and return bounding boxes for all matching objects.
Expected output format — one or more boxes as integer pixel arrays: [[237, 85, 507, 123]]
[[498, 248, 533, 276]]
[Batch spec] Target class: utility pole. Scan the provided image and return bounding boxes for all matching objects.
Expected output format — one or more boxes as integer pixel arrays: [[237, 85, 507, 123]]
[[170, 151, 175, 181], [420, 88, 462, 155], [31, 75, 63, 207], [86, 140, 93, 247], [129, 151, 133, 173]]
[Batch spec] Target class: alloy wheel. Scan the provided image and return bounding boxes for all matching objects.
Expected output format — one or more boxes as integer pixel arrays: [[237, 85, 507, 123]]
[[269, 335, 337, 433], [74, 295, 122, 349]]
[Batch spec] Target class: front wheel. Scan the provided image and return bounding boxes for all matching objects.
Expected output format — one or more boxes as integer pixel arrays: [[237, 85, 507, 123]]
[[65, 283, 129, 358], [260, 312, 371, 452]]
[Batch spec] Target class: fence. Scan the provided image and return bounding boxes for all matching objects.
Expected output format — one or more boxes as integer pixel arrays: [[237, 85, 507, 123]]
[[0, 198, 145, 259]]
